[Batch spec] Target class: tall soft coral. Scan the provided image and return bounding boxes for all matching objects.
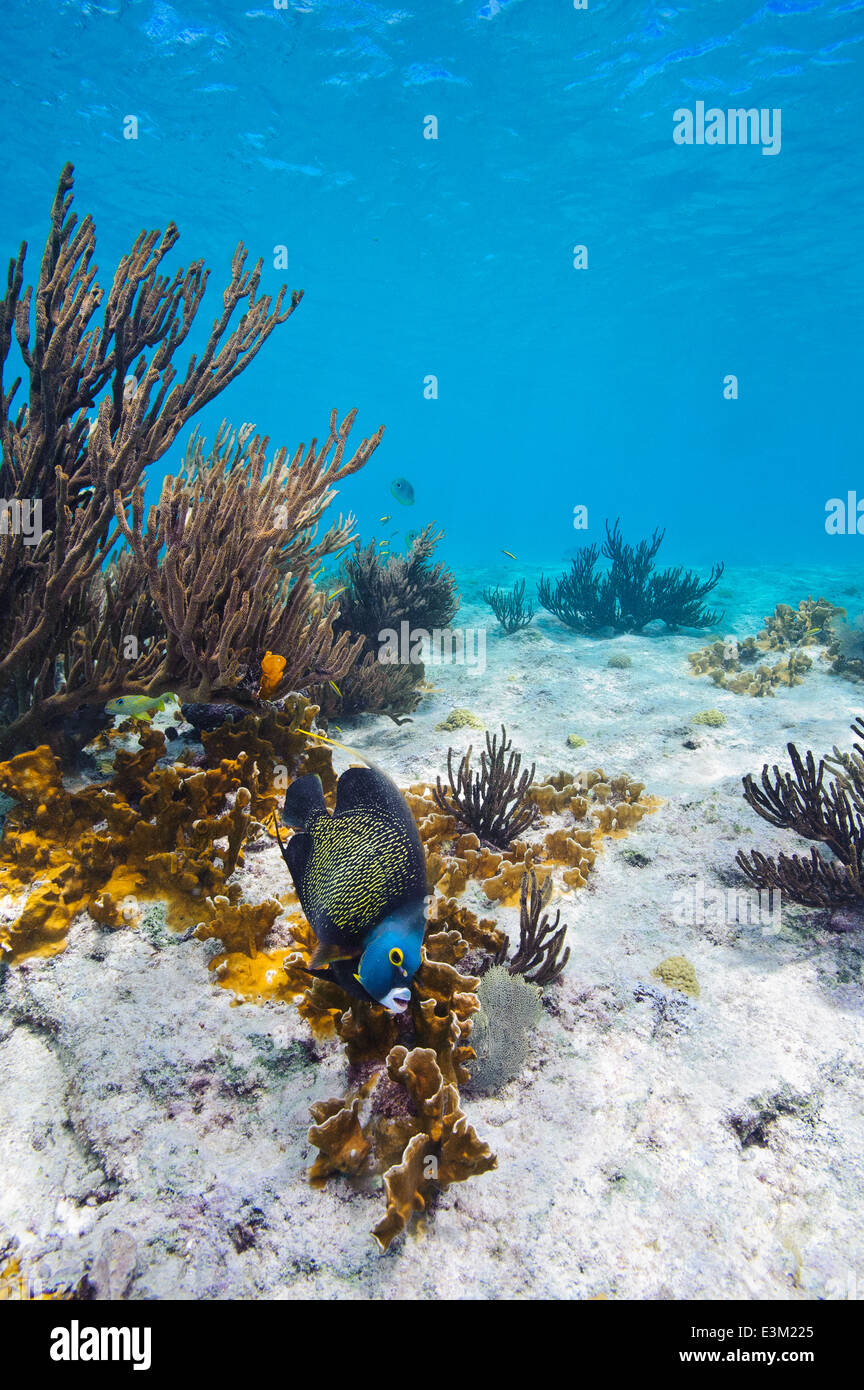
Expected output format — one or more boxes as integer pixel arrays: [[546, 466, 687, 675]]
[[113, 411, 382, 702], [0, 164, 298, 757]]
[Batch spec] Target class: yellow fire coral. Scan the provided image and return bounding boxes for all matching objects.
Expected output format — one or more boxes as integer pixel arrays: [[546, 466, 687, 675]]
[[0, 730, 270, 961]]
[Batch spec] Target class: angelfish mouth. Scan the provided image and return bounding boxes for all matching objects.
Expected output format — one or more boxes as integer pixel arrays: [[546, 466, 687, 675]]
[[382, 987, 412, 1014]]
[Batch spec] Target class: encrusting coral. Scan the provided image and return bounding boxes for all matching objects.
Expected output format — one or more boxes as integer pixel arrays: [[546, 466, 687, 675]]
[[538, 519, 724, 634], [0, 696, 331, 962], [688, 598, 845, 697], [736, 716, 864, 909]]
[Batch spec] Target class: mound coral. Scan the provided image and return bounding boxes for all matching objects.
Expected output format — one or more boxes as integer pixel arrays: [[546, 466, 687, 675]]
[[436, 708, 484, 732], [538, 519, 724, 634], [652, 955, 700, 997], [736, 716, 864, 908], [692, 709, 726, 727]]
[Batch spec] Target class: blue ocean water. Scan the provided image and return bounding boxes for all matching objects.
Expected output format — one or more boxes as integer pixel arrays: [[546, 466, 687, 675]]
[[1, 0, 862, 576]]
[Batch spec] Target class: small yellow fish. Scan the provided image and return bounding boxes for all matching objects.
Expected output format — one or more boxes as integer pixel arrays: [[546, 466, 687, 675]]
[[328, 680, 342, 698], [327, 587, 346, 600], [310, 567, 324, 583], [502, 549, 517, 560], [379, 515, 391, 523], [258, 650, 287, 699], [105, 694, 175, 720]]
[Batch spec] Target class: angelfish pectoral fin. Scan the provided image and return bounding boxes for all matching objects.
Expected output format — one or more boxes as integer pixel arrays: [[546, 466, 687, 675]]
[[307, 940, 362, 971]]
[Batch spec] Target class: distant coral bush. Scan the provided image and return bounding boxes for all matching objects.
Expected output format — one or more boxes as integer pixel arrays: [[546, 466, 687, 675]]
[[539, 519, 723, 635]]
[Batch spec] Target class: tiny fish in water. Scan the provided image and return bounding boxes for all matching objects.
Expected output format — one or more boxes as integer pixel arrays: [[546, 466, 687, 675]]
[[258, 650, 287, 699], [378, 514, 391, 523], [328, 680, 342, 697], [390, 477, 415, 506], [310, 567, 324, 583], [275, 735, 429, 1013], [105, 694, 175, 720], [502, 549, 517, 560], [327, 587, 346, 600]]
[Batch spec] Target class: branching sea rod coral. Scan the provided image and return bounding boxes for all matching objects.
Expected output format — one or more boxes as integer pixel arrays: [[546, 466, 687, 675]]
[[483, 579, 535, 634], [433, 725, 538, 850], [505, 868, 571, 986], [0, 165, 299, 756], [736, 717, 864, 908], [539, 518, 724, 634]]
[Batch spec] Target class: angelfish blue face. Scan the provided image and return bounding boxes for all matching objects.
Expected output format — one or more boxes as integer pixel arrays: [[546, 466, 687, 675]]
[[354, 905, 426, 1013]]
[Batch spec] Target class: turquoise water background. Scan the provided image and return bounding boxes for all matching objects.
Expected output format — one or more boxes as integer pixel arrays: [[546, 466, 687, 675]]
[[1, 0, 862, 576]]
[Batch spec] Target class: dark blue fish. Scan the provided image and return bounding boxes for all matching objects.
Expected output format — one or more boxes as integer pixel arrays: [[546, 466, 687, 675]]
[[276, 763, 428, 1013]]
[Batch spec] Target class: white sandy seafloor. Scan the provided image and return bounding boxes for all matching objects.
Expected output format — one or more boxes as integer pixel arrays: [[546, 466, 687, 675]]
[[2, 561, 864, 1301]]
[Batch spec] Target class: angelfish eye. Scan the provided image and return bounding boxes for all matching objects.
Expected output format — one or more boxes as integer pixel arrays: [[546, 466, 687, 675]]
[[389, 947, 404, 967]]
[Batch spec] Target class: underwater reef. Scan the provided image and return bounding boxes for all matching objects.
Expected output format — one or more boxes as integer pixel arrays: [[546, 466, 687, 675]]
[[0, 167, 386, 761], [538, 519, 724, 635]]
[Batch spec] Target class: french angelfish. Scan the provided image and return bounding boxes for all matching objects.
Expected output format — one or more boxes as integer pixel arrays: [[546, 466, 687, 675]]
[[276, 751, 429, 1014]]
